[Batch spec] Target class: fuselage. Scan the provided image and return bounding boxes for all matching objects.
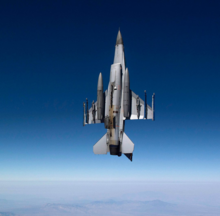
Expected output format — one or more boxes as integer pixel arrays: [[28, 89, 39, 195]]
[[105, 43, 126, 156]]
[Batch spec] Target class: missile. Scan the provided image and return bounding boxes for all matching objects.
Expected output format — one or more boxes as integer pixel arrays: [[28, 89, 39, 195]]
[[144, 90, 147, 119], [86, 98, 89, 123], [97, 72, 104, 120], [152, 93, 155, 121], [123, 68, 130, 117]]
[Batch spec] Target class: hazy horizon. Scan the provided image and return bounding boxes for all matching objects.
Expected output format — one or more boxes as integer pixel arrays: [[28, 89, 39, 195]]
[[0, 181, 220, 215]]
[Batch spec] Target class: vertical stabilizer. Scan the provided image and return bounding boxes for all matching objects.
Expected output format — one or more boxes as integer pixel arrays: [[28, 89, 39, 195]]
[[124, 153, 133, 161]]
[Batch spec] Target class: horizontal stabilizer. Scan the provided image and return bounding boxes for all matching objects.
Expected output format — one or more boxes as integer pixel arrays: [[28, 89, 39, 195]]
[[121, 132, 134, 154], [93, 133, 109, 154]]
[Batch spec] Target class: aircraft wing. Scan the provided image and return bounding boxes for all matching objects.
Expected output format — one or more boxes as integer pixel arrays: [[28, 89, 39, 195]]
[[128, 91, 154, 120], [87, 101, 102, 124], [83, 101, 103, 125], [83, 91, 107, 125]]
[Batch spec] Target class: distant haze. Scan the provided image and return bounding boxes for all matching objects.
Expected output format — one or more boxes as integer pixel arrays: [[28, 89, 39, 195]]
[[0, 181, 220, 216]]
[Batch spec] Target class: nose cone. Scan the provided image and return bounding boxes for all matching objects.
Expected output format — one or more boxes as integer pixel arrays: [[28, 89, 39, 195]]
[[116, 30, 123, 45]]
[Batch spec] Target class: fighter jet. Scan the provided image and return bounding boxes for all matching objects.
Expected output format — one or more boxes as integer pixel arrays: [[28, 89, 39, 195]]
[[83, 30, 155, 161]]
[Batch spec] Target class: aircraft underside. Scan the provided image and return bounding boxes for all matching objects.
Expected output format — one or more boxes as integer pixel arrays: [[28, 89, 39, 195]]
[[83, 30, 155, 161]]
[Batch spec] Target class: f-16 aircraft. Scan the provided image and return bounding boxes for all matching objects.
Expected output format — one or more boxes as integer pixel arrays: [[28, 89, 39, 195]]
[[83, 30, 155, 161]]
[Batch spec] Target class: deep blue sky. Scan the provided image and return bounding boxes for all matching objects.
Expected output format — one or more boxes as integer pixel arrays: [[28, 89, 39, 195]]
[[0, 0, 219, 181]]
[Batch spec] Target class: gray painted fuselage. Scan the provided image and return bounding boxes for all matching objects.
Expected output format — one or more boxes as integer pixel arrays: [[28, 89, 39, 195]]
[[105, 42, 126, 155]]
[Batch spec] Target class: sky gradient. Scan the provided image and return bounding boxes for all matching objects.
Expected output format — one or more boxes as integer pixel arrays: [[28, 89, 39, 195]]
[[0, 0, 220, 181]]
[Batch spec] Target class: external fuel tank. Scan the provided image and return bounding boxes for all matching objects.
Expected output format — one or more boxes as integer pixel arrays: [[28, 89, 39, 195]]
[[97, 73, 103, 120], [123, 68, 130, 117]]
